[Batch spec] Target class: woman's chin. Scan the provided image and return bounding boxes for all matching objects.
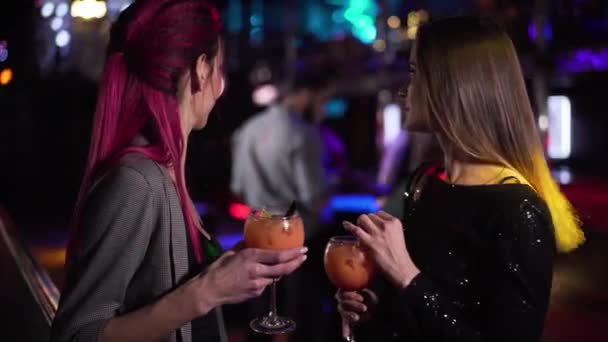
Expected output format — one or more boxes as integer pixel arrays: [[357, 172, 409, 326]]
[[193, 117, 209, 131]]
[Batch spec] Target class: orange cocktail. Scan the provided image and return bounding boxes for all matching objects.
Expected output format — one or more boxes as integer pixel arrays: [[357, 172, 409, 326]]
[[244, 209, 304, 250], [325, 236, 375, 342], [324, 236, 376, 291], [244, 206, 305, 335]]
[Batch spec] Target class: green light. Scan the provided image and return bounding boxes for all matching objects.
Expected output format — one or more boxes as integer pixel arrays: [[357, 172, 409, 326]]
[[344, 8, 357, 22], [353, 25, 376, 43], [349, 0, 369, 11], [333, 0, 378, 44], [356, 16, 373, 28]]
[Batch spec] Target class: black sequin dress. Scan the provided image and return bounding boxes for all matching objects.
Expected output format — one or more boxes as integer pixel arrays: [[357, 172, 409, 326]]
[[365, 167, 556, 342]]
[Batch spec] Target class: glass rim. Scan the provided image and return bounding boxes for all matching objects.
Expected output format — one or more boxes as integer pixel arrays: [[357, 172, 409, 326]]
[[248, 206, 301, 220], [328, 235, 359, 244]]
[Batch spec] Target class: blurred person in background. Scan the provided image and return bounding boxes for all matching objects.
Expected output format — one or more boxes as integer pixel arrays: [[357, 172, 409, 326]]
[[231, 75, 328, 238], [51, 1, 307, 342], [336, 16, 585, 342], [231, 75, 330, 342]]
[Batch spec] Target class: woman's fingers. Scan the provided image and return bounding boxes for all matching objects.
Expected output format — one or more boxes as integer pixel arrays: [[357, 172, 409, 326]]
[[342, 222, 372, 244], [367, 213, 386, 228], [339, 300, 367, 313], [242, 247, 307, 264], [338, 307, 360, 323], [357, 214, 381, 235], [336, 290, 364, 302], [253, 254, 307, 278], [376, 211, 395, 221], [360, 289, 379, 305]]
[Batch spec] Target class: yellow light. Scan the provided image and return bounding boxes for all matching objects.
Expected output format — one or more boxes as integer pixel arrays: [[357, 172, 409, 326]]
[[373, 39, 386, 52], [387, 16, 401, 29], [0, 68, 13, 85], [418, 9, 429, 23], [70, 0, 108, 20], [406, 26, 419, 40], [31, 247, 66, 269], [407, 11, 420, 27]]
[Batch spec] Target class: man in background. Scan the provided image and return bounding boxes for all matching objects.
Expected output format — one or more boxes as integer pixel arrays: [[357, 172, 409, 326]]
[[231, 76, 328, 237]]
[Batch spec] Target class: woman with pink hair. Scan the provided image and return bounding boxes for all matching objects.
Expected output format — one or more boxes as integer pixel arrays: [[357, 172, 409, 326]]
[[51, 1, 307, 341]]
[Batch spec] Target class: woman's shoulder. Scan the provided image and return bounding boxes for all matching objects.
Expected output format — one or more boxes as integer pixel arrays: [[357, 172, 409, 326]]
[[91, 154, 168, 200], [118, 153, 167, 180], [495, 184, 550, 219], [490, 185, 555, 250]]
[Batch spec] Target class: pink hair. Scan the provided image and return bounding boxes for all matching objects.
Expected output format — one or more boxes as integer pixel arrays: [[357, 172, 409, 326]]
[[70, 0, 221, 263]]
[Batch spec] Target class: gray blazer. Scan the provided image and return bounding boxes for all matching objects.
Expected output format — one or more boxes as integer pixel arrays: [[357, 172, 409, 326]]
[[51, 154, 225, 342]]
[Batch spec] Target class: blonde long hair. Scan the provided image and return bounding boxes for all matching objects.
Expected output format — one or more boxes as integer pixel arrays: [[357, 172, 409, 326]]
[[412, 17, 584, 252]]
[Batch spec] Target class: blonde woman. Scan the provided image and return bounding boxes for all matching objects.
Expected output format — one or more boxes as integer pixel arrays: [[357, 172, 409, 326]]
[[337, 16, 584, 342]]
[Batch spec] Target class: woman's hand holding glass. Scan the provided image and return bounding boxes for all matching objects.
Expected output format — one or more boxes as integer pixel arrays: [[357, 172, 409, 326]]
[[342, 211, 420, 290], [190, 246, 307, 315], [335, 289, 378, 339]]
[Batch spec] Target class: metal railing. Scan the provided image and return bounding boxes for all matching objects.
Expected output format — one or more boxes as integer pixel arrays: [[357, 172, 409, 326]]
[[0, 206, 59, 326]]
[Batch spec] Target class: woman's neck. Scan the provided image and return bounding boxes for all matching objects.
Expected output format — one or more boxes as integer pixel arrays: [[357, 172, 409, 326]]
[[437, 135, 511, 185]]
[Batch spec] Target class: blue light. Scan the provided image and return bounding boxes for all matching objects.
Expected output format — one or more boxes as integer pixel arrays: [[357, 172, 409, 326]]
[[227, 0, 243, 33], [307, 3, 325, 36], [250, 27, 263, 45], [250, 14, 262, 26], [331, 9, 345, 23], [324, 97, 348, 119], [216, 233, 243, 250], [329, 194, 379, 213], [249, 0, 263, 44]]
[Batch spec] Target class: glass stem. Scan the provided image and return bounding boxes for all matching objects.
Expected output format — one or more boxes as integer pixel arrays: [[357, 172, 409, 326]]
[[347, 324, 356, 342], [268, 279, 278, 321]]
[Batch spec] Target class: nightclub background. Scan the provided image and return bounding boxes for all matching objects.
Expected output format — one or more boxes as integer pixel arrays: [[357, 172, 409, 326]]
[[1, 0, 607, 341]]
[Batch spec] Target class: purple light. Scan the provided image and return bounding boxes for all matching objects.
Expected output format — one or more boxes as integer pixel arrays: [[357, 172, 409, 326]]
[[193, 202, 209, 216], [216, 233, 243, 250], [0, 41, 7, 63], [558, 48, 608, 73], [528, 21, 553, 41]]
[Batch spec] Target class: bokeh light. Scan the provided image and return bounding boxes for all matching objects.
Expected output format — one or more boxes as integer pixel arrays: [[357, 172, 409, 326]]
[[51, 17, 64, 31], [0, 68, 13, 85], [55, 30, 71, 47], [40, 2, 55, 18], [55, 3, 69, 18], [372, 39, 386, 52], [387, 16, 401, 29]]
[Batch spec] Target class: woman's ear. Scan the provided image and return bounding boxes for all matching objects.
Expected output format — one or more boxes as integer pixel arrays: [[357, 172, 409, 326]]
[[195, 53, 210, 84]]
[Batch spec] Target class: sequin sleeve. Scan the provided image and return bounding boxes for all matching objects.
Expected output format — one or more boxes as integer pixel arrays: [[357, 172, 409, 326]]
[[398, 197, 555, 341]]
